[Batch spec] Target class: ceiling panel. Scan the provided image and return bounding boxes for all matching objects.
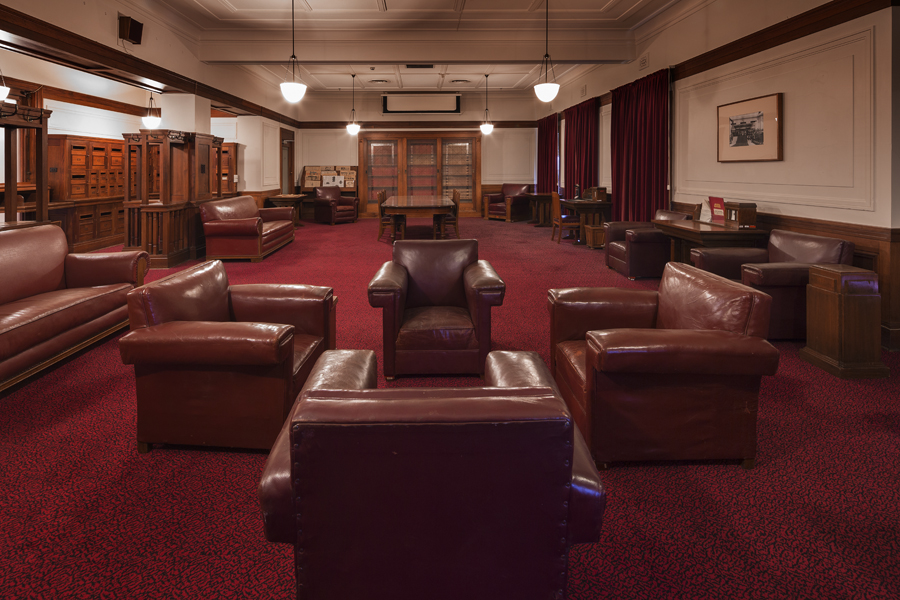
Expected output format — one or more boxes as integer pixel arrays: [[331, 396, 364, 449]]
[[397, 74, 444, 88]]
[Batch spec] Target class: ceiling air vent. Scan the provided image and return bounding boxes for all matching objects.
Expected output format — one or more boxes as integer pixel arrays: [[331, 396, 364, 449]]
[[382, 93, 461, 114], [405, 64, 434, 69]]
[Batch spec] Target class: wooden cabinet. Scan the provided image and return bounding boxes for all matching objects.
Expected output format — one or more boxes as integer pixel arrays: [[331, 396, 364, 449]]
[[213, 143, 239, 196], [358, 132, 481, 217]]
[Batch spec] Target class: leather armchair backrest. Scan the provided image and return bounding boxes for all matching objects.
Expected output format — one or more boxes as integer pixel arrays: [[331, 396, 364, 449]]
[[126, 260, 230, 329], [654, 209, 692, 221], [768, 229, 855, 264], [657, 262, 771, 338], [290, 387, 573, 599], [0, 225, 68, 306], [199, 196, 260, 222], [393, 239, 478, 309], [501, 183, 533, 198], [315, 187, 341, 201]]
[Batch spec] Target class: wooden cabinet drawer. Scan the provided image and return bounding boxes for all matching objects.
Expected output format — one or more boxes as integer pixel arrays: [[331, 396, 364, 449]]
[[71, 154, 87, 167]]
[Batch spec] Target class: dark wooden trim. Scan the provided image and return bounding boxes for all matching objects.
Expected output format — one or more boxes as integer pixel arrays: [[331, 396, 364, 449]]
[[599, 93, 612, 107], [672, 0, 896, 82], [756, 212, 895, 243], [211, 108, 236, 118], [3, 76, 157, 118], [300, 121, 538, 130]]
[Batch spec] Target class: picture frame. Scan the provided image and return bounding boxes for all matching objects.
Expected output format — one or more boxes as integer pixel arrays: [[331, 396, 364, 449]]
[[717, 93, 783, 162]]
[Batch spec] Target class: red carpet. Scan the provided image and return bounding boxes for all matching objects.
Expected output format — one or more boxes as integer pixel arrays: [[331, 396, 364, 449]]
[[2, 216, 899, 599]]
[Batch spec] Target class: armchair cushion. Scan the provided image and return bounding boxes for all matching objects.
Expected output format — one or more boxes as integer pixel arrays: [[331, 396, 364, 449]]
[[203, 218, 262, 237], [690, 246, 769, 280], [768, 229, 854, 263], [501, 183, 532, 198], [395, 306, 477, 351]]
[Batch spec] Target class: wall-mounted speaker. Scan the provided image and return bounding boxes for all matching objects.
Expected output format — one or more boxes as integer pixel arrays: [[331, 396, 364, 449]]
[[118, 16, 143, 45]]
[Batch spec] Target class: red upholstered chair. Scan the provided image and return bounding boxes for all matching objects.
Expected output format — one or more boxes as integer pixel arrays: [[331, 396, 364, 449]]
[[603, 208, 692, 279], [313, 186, 359, 225], [367, 239, 505, 379], [548, 262, 780, 469], [690, 229, 855, 339], [483, 183, 533, 222], [200, 195, 294, 262], [258, 349, 606, 600], [118, 260, 337, 453]]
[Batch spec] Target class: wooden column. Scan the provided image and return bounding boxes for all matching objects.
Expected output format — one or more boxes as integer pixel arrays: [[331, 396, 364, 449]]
[[4, 127, 17, 222]]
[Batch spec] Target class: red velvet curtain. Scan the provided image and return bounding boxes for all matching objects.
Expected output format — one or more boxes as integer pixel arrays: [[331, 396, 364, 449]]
[[537, 113, 558, 194], [611, 69, 669, 221], [563, 98, 598, 198]]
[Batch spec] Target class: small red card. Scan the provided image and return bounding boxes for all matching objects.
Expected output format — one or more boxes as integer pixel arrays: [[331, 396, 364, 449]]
[[708, 197, 725, 224]]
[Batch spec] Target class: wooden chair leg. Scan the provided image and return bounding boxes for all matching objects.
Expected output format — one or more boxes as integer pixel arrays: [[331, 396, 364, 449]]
[[137, 441, 151, 454], [741, 458, 756, 470]]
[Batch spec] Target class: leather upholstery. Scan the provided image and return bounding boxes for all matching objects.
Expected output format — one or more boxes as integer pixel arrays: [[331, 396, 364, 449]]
[[548, 262, 779, 467], [313, 186, 359, 225], [689, 229, 855, 339], [484, 183, 533, 222], [200, 195, 294, 261], [368, 239, 505, 378], [604, 208, 692, 279], [118, 260, 336, 452], [0, 224, 147, 391], [258, 349, 606, 600]]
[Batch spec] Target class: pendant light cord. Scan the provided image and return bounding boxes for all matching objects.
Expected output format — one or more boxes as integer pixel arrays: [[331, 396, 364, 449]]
[[290, 0, 296, 81]]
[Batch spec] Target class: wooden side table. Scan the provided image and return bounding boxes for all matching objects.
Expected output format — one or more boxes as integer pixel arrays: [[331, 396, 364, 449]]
[[799, 264, 889, 379]]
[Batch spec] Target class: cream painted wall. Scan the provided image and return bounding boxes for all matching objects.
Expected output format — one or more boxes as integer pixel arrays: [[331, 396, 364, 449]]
[[297, 131, 359, 176], [235, 116, 298, 192]]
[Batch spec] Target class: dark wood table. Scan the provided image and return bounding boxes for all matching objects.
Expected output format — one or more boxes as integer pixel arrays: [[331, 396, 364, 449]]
[[561, 199, 613, 246], [385, 195, 455, 239], [527, 194, 554, 227], [267, 193, 309, 227], [652, 219, 770, 263]]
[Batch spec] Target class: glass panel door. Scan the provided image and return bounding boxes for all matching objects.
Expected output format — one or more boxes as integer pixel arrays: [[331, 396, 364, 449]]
[[366, 139, 399, 201], [406, 139, 437, 196], [441, 138, 474, 203]]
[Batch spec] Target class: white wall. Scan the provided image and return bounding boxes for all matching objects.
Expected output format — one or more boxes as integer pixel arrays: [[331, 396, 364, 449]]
[[235, 116, 297, 192], [482, 129, 537, 185]]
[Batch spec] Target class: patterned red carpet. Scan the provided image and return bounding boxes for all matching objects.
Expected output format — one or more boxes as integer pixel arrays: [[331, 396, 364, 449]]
[[2, 216, 899, 599]]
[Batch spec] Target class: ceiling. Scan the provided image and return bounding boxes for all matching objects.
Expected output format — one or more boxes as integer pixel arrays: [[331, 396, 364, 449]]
[[152, 0, 682, 92]]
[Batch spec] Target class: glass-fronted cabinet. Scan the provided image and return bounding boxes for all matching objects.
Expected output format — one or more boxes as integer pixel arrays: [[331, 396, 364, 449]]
[[365, 139, 399, 203]]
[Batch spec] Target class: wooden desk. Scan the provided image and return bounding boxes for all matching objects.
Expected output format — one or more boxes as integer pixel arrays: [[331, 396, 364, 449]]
[[267, 194, 308, 227], [384, 195, 455, 239], [527, 194, 553, 227], [561, 199, 613, 246], [652, 219, 769, 263]]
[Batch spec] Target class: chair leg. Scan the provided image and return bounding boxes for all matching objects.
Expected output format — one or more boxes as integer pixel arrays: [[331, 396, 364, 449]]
[[137, 441, 151, 454], [741, 458, 756, 470]]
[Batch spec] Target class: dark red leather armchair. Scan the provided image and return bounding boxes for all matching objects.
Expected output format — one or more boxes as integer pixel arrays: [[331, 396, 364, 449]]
[[118, 260, 337, 453], [548, 262, 779, 469], [313, 186, 359, 225], [690, 229, 855, 339], [483, 183, 534, 222], [367, 239, 505, 379], [200, 195, 294, 262], [258, 349, 606, 600], [604, 208, 692, 279]]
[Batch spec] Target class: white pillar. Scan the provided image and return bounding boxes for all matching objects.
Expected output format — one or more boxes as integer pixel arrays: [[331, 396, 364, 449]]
[[158, 94, 211, 134]]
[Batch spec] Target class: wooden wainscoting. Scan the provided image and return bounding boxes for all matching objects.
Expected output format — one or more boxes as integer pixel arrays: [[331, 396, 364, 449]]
[[241, 190, 281, 209]]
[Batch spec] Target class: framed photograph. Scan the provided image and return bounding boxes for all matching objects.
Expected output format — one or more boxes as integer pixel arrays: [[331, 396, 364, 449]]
[[717, 93, 783, 162]]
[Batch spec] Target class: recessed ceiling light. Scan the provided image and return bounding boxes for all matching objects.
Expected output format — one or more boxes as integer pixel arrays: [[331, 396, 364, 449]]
[[369, 79, 390, 84], [450, 79, 470, 84]]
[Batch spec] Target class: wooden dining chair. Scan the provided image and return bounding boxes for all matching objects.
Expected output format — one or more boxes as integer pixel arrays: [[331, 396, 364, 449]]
[[550, 192, 580, 243], [377, 190, 405, 241], [443, 189, 461, 238]]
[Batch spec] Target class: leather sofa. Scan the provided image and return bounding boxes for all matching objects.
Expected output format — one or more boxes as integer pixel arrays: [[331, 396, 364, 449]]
[[367, 239, 505, 379], [258, 349, 606, 600], [200, 195, 294, 262], [548, 262, 780, 469], [0, 224, 148, 393], [690, 229, 855, 339], [118, 260, 337, 453], [604, 208, 693, 279], [313, 186, 359, 225], [483, 183, 534, 222]]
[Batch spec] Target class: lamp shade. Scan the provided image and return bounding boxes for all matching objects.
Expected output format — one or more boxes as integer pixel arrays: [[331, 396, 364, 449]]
[[534, 82, 560, 103], [346, 122, 360, 135], [0, 86, 9, 102], [142, 115, 161, 129], [480, 123, 494, 135], [281, 81, 307, 103]]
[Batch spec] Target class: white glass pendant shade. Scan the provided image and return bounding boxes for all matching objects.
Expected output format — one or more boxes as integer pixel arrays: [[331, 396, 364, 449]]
[[281, 81, 307, 103], [534, 82, 560, 103], [0, 86, 9, 102], [480, 122, 493, 134], [142, 114, 161, 128], [346, 122, 360, 135]]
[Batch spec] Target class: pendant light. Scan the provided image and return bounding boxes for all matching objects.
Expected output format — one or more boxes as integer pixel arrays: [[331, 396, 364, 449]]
[[280, 0, 307, 103], [534, 0, 559, 103], [480, 74, 493, 135], [0, 68, 9, 102], [346, 74, 360, 135], [142, 93, 161, 129]]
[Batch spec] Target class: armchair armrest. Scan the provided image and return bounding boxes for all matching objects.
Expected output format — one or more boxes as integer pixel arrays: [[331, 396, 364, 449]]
[[507, 194, 531, 208], [484, 351, 557, 391], [202, 217, 262, 237], [464, 260, 506, 343], [337, 195, 359, 207], [367, 262, 409, 308], [65, 250, 149, 288], [314, 196, 338, 207], [603, 221, 652, 243], [586, 329, 780, 376], [568, 426, 606, 545], [119, 321, 294, 366], [691, 247, 770, 280], [229, 284, 336, 347], [483, 192, 503, 204], [547, 287, 659, 345], [742, 262, 816, 287], [259, 206, 294, 222], [626, 228, 669, 244]]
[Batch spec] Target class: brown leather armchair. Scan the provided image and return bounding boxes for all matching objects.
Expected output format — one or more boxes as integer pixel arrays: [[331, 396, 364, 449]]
[[548, 262, 780, 469], [118, 260, 337, 453], [258, 349, 606, 600], [367, 239, 505, 379], [200, 195, 294, 262], [483, 183, 534, 222], [690, 229, 855, 339], [313, 186, 359, 225], [604, 208, 693, 279]]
